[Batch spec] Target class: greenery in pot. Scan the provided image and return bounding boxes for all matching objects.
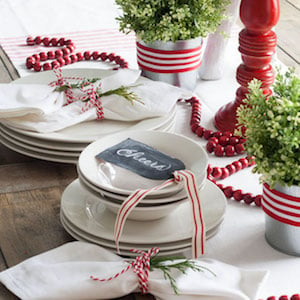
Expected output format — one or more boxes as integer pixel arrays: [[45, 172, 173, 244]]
[[115, 0, 230, 43], [236, 69, 300, 189]]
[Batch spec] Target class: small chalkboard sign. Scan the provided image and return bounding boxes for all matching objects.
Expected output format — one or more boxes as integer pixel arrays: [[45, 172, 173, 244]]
[[95, 138, 185, 180]]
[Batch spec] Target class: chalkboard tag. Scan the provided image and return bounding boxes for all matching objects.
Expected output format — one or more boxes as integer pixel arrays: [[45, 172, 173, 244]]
[[95, 138, 185, 180]]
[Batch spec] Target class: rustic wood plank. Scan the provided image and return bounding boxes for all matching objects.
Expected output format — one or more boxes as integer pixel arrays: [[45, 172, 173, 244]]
[[0, 160, 77, 194], [277, 0, 300, 66], [276, 46, 300, 74], [0, 47, 19, 82], [0, 186, 73, 267], [134, 294, 155, 300], [0, 143, 34, 165]]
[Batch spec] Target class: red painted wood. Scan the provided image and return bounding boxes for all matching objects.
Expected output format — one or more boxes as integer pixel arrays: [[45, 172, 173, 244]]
[[214, 0, 280, 132]]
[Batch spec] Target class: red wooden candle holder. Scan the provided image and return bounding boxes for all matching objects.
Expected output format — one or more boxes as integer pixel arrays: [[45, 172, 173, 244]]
[[214, 0, 280, 132]]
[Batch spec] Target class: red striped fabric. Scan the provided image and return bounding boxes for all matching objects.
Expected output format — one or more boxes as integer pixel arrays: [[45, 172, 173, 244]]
[[262, 183, 300, 226], [136, 41, 203, 74]]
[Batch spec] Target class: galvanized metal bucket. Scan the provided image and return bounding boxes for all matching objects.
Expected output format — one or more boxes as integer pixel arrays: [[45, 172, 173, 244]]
[[136, 37, 203, 90], [262, 183, 300, 256]]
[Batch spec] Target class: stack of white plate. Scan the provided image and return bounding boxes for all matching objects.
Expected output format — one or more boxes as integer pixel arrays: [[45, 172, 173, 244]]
[[60, 131, 227, 256], [0, 69, 176, 164]]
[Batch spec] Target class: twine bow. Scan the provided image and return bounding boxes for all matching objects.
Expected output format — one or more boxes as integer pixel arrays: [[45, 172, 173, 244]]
[[114, 169, 206, 259], [90, 247, 160, 294]]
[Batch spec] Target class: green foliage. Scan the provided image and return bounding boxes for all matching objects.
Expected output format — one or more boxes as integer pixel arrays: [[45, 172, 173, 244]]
[[115, 0, 230, 43], [236, 69, 300, 188]]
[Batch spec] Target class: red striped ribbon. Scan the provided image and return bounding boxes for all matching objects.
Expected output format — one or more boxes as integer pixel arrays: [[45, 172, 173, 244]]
[[262, 183, 300, 226], [114, 170, 206, 258], [136, 41, 203, 74]]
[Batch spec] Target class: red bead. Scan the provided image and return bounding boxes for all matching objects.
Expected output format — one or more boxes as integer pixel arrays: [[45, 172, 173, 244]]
[[195, 127, 204, 137], [58, 37, 65, 46], [214, 145, 224, 157], [239, 158, 249, 168], [114, 55, 122, 64], [63, 56, 72, 65], [26, 36, 34, 45], [50, 38, 58, 46], [32, 54, 40, 61], [43, 63, 52, 71], [34, 36, 42, 44], [254, 195, 262, 206], [235, 143, 245, 154], [70, 54, 78, 63], [57, 57, 65, 66], [191, 124, 199, 133], [67, 45, 75, 53], [233, 161, 243, 171], [190, 117, 200, 125], [223, 186, 234, 198], [120, 62, 128, 68], [46, 51, 55, 59], [219, 136, 230, 146], [209, 137, 219, 145], [62, 47, 71, 56], [279, 296, 289, 300], [51, 61, 60, 69], [84, 51, 91, 60], [240, 138, 246, 144], [247, 156, 256, 166], [212, 167, 222, 179], [216, 183, 223, 190], [220, 168, 230, 179], [206, 141, 216, 153], [39, 52, 47, 61], [108, 53, 115, 61], [225, 145, 235, 156], [26, 56, 34, 63], [76, 52, 84, 61], [26, 61, 33, 69], [33, 63, 41, 72], [223, 131, 233, 137], [243, 193, 254, 204], [100, 52, 107, 60], [226, 164, 236, 175], [233, 190, 243, 201], [266, 297, 276, 300], [55, 49, 63, 58], [203, 129, 213, 140], [65, 39, 73, 45], [213, 131, 223, 138], [42, 37, 50, 46], [291, 295, 300, 300], [206, 164, 212, 176], [92, 51, 99, 60], [229, 137, 239, 145]]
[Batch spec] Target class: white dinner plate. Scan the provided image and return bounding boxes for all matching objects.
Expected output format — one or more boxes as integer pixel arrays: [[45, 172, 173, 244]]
[[78, 130, 208, 197], [0, 134, 77, 164], [3, 68, 177, 143], [61, 179, 226, 244]]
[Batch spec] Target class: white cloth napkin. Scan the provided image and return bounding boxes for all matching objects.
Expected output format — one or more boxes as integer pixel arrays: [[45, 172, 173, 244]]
[[0, 84, 65, 118], [0, 69, 188, 133], [0, 241, 268, 300]]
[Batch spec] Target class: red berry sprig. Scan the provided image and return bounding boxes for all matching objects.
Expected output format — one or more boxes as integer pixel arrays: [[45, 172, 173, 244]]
[[187, 96, 246, 157], [25, 36, 128, 72]]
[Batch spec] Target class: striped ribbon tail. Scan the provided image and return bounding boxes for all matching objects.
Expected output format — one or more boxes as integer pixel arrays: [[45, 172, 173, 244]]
[[173, 170, 206, 258], [114, 170, 205, 258], [262, 183, 300, 226], [114, 179, 175, 253], [136, 41, 203, 74]]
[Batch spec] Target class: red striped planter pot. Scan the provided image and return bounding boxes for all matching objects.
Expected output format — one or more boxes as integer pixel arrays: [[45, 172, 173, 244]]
[[136, 37, 203, 90], [262, 183, 300, 256]]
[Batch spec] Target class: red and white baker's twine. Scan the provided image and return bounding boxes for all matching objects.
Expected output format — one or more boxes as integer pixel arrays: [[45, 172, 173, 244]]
[[25, 36, 128, 72], [90, 247, 159, 294], [136, 41, 203, 73], [49, 68, 104, 119], [114, 170, 205, 259]]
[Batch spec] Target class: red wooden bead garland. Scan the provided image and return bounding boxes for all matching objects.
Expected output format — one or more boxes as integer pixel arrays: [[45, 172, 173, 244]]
[[25, 36, 129, 71], [258, 295, 300, 300]]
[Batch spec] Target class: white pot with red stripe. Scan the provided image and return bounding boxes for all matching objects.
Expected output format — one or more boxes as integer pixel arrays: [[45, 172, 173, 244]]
[[262, 183, 300, 256], [136, 37, 203, 90]]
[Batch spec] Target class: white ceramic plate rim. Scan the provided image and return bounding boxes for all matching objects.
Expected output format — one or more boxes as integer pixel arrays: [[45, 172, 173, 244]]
[[61, 179, 226, 244], [78, 130, 208, 196]]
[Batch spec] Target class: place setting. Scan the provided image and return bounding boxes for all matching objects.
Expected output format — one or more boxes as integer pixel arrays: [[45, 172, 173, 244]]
[[0, 67, 182, 163]]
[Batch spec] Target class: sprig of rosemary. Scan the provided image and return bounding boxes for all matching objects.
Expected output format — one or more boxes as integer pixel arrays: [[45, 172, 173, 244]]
[[54, 77, 143, 105], [149, 255, 216, 294]]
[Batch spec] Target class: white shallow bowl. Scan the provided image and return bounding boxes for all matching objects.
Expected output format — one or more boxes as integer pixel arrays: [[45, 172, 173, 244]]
[[78, 130, 208, 197]]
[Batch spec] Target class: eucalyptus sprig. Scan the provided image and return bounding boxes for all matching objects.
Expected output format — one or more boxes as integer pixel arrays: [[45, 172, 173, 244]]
[[149, 255, 216, 294], [54, 77, 143, 105]]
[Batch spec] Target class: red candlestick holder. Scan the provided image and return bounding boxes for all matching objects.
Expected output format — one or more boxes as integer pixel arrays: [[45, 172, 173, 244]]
[[214, 0, 280, 132]]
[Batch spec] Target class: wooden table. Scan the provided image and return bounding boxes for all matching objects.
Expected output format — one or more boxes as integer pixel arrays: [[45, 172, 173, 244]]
[[0, 1, 299, 297], [0, 48, 154, 300]]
